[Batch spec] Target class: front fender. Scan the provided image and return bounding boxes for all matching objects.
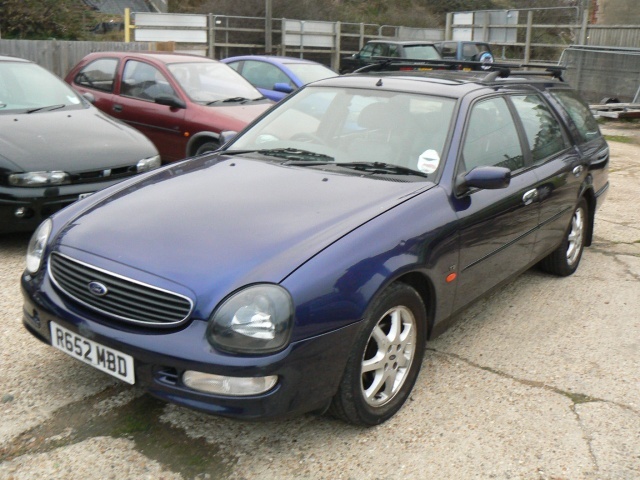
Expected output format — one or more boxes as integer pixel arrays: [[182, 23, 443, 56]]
[[282, 186, 459, 343]]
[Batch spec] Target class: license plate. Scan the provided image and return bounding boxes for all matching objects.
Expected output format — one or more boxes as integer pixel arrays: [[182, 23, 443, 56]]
[[49, 321, 135, 384]]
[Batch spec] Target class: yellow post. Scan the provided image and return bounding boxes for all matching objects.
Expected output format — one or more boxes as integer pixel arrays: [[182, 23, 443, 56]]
[[124, 7, 131, 42]]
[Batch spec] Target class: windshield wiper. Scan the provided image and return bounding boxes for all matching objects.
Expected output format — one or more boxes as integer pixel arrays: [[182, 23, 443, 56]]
[[337, 162, 429, 177], [224, 148, 334, 162], [26, 104, 66, 114], [261, 148, 334, 162], [206, 97, 251, 105]]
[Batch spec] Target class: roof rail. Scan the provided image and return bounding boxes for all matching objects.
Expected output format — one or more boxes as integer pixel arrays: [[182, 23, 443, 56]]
[[354, 58, 565, 81]]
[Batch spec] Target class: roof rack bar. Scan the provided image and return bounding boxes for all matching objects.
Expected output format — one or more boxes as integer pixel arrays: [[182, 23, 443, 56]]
[[353, 57, 565, 81]]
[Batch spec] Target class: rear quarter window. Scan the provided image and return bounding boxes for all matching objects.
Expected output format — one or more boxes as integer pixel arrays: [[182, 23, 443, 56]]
[[550, 89, 601, 144], [510, 94, 568, 164]]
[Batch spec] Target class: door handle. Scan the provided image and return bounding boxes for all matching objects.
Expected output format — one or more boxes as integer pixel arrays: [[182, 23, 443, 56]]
[[572, 165, 584, 177], [522, 189, 538, 206], [113, 104, 123, 113]]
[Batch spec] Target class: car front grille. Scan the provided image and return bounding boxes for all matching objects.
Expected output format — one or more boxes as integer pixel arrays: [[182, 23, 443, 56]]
[[48, 253, 193, 327], [69, 165, 139, 184]]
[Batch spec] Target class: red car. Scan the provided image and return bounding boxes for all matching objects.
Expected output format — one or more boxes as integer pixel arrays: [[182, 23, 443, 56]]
[[66, 52, 273, 163]]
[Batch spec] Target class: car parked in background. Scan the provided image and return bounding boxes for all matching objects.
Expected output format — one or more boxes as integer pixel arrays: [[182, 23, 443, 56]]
[[434, 41, 495, 70], [66, 52, 273, 162], [340, 40, 442, 73], [22, 63, 608, 425], [222, 55, 336, 102], [0, 55, 160, 234]]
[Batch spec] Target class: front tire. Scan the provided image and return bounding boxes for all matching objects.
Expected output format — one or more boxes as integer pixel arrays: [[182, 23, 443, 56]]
[[329, 282, 427, 426], [195, 141, 219, 156], [540, 198, 588, 276]]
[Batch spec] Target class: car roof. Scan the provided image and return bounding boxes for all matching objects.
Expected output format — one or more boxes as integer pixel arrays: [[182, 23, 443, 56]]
[[81, 51, 218, 65], [0, 55, 32, 63], [222, 55, 324, 66], [309, 68, 567, 99]]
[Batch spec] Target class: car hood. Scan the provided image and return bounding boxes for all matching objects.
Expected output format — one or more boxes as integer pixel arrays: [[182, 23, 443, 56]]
[[0, 107, 156, 172], [199, 102, 272, 131], [55, 155, 433, 308]]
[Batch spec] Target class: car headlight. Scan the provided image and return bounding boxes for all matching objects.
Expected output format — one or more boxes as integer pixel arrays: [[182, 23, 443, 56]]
[[26, 219, 52, 274], [9, 171, 69, 187], [136, 155, 161, 173], [207, 284, 293, 354]]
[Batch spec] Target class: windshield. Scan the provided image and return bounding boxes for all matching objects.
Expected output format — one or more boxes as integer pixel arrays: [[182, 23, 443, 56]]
[[227, 86, 456, 177], [167, 62, 264, 103], [286, 63, 336, 84], [402, 45, 441, 60], [0, 61, 84, 114]]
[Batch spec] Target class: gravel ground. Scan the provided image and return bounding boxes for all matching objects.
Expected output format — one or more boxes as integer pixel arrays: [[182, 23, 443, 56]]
[[0, 125, 638, 479]]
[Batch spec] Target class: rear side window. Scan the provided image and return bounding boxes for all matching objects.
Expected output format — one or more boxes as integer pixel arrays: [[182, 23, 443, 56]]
[[75, 58, 118, 92], [440, 42, 457, 58], [510, 94, 567, 164], [551, 89, 601, 144]]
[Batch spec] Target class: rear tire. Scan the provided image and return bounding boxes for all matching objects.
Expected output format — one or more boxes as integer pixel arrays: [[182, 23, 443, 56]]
[[329, 282, 426, 426], [540, 198, 588, 276]]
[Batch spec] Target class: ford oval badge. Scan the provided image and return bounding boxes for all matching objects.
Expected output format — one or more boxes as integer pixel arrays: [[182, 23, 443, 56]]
[[88, 281, 109, 297]]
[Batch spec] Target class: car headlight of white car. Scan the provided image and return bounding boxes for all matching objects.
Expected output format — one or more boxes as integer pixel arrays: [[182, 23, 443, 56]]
[[9, 171, 69, 186], [207, 284, 294, 354], [136, 155, 161, 173]]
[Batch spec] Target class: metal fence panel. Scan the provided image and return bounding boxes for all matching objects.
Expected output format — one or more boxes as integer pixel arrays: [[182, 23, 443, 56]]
[[560, 46, 640, 103], [135, 13, 207, 28], [135, 28, 207, 43]]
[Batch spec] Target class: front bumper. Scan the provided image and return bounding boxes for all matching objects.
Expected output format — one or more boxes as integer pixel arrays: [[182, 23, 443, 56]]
[[21, 273, 361, 420], [0, 178, 132, 234]]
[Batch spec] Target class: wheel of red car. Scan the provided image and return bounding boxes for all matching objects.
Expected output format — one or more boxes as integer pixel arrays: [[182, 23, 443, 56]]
[[329, 282, 426, 426], [540, 198, 588, 276], [195, 141, 219, 156]]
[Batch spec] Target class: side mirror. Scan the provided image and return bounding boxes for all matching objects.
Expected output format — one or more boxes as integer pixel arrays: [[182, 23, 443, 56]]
[[219, 130, 238, 146], [455, 166, 511, 196], [273, 82, 294, 94], [155, 94, 186, 109], [82, 92, 96, 104]]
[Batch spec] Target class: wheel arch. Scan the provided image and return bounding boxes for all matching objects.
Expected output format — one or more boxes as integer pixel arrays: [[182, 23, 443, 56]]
[[186, 131, 220, 157], [393, 271, 436, 339]]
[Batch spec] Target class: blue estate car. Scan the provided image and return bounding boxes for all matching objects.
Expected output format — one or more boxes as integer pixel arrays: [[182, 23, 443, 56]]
[[21, 65, 609, 425], [222, 55, 336, 101]]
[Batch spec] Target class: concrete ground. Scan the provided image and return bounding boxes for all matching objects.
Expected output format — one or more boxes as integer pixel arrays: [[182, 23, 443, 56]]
[[0, 126, 638, 480]]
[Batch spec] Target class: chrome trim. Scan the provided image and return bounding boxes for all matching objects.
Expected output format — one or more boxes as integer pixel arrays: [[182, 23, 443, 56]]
[[48, 252, 194, 327]]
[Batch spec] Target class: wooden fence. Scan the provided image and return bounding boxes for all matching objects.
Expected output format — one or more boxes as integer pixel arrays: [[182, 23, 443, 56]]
[[0, 40, 152, 78]]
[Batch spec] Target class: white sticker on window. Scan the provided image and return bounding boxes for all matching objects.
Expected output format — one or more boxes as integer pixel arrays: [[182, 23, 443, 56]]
[[417, 149, 440, 174], [68, 96, 80, 104]]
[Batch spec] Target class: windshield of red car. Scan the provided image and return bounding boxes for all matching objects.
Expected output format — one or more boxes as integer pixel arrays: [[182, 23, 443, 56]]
[[167, 62, 264, 103]]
